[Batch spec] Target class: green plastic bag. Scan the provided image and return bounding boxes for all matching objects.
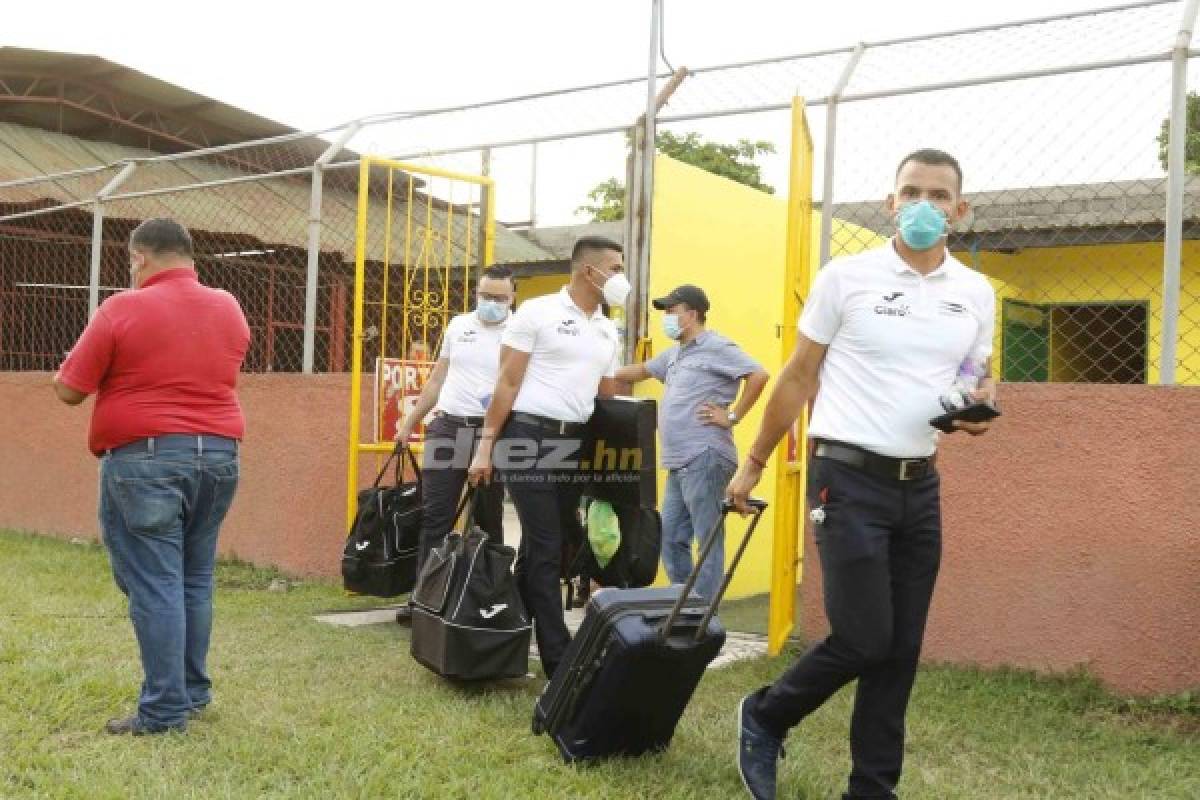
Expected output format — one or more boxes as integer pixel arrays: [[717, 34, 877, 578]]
[[587, 500, 621, 569]]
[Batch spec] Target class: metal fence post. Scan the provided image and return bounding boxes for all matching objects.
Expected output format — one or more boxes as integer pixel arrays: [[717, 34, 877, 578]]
[[623, 123, 643, 360], [818, 43, 866, 270], [88, 161, 138, 316], [529, 142, 538, 229], [629, 0, 663, 364], [1160, 0, 1200, 385], [480, 147, 493, 269], [303, 122, 361, 374]]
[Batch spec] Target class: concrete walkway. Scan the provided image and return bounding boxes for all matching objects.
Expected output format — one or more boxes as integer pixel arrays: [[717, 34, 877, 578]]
[[316, 500, 769, 670], [314, 604, 768, 670]]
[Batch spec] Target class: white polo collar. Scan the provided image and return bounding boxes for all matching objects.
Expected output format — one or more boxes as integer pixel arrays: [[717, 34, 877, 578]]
[[558, 286, 607, 321], [888, 238, 955, 279]]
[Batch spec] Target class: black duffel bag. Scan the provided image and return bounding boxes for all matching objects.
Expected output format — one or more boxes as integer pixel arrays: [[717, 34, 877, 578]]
[[410, 491, 531, 681], [341, 445, 421, 598], [582, 396, 658, 508], [564, 500, 662, 609]]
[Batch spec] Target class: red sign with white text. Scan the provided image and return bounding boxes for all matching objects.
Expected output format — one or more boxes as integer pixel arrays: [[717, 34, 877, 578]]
[[375, 357, 435, 443]]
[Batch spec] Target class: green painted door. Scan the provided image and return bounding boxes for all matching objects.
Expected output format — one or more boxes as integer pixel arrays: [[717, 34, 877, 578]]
[[1002, 299, 1049, 382]]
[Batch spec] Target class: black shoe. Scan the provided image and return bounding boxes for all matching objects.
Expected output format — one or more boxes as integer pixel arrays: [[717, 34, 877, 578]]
[[395, 605, 413, 625], [104, 715, 186, 736], [737, 694, 785, 800]]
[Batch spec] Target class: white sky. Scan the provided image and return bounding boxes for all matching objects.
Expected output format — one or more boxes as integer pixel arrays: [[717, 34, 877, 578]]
[[2, 0, 1184, 225]]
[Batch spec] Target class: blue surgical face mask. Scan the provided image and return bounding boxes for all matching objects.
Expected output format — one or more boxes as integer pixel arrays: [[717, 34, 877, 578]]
[[896, 200, 948, 251], [662, 313, 683, 340], [477, 299, 509, 323]]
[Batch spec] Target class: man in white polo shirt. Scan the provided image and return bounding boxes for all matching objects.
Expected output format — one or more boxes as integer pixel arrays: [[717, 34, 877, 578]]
[[728, 149, 998, 800], [468, 236, 624, 679], [393, 265, 515, 623]]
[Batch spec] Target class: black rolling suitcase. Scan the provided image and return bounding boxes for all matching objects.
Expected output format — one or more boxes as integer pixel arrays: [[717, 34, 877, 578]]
[[532, 497, 768, 763]]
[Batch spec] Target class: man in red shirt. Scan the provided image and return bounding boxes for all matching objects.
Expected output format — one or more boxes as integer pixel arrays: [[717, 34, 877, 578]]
[[54, 217, 250, 735]]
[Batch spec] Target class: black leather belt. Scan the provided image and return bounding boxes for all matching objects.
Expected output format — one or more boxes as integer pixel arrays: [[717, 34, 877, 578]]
[[510, 411, 586, 435], [434, 411, 485, 426], [813, 440, 935, 481]]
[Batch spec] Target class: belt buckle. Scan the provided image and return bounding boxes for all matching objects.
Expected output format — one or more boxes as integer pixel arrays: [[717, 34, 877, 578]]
[[898, 459, 924, 480]]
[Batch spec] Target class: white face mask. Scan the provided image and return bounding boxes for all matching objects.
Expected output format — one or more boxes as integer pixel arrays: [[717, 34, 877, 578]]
[[590, 266, 631, 308], [476, 299, 509, 323]]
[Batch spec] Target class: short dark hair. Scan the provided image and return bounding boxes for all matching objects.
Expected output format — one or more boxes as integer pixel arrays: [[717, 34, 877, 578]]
[[570, 235, 623, 268], [129, 218, 194, 259], [895, 149, 963, 192], [480, 263, 516, 289]]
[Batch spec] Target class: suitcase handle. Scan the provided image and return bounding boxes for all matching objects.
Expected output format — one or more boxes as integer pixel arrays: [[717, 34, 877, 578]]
[[659, 497, 767, 643]]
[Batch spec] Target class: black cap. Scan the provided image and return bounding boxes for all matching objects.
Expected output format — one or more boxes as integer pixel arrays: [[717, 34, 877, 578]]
[[652, 284, 710, 313]]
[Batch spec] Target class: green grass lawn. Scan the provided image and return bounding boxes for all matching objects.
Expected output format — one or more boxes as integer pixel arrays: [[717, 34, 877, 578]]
[[1, 530, 1195, 800]]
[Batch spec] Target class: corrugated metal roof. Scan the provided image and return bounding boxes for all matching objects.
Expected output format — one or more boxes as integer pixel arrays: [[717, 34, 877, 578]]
[[512, 220, 626, 263], [0, 122, 555, 265], [828, 177, 1199, 237], [0, 47, 319, 156]]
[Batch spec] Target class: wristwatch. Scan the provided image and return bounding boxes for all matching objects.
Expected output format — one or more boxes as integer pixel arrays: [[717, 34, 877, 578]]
[[727, 410, 739, 426]]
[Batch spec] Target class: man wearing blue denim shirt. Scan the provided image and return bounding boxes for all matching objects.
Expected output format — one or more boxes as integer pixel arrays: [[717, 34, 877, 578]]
[[615, 284, 769, 601], [54, 218, 250, 735]]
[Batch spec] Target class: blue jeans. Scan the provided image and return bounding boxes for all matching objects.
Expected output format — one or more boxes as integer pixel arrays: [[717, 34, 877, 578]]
[[98, 435, 240, 731], [660, 448, 737, 602]]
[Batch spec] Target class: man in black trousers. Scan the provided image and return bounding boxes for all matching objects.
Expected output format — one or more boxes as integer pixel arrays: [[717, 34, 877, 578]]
[[393, 265, 516, 623], [728, 149, 999, 800], [468, 236, 626, 679]]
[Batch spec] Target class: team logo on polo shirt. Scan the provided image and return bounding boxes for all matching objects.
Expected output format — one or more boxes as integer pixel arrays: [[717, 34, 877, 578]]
[[938, 300, 967, 316], [556, 319, 581, 336], [874, 291, 910, 317]]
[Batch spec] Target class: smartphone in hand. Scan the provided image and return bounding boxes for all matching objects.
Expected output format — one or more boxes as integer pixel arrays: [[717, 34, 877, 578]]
[[929, 402, 1001, 434]]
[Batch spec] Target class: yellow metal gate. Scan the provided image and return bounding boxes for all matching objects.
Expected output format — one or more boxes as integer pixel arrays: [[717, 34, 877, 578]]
[[345, 156, 495, 530]]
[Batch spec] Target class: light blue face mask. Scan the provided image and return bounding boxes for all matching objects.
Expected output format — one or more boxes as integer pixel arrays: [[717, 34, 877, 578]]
[[896, 200, 948, 251], [477, 299, 509, 323], [662, 313, 683, 340]]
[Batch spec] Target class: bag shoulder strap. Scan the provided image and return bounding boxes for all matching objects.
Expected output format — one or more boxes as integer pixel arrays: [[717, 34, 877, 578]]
[[371, 442, 422, 489]]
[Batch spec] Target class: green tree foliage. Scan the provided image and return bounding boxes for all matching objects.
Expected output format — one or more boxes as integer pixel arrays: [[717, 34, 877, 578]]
[[1157, 91, 1200, 174], [576, 132, 776, 221]]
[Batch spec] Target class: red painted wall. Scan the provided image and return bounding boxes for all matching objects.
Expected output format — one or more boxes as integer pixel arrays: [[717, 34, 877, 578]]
[[799, 384, 1200, 696], [2, 375, 1196, 695], [0, 373, 374, 578]]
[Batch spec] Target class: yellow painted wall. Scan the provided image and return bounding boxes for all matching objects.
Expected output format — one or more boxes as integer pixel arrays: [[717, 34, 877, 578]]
[[515, 273, 568, 305], [644, 155, 881, 599], [956, 241, 1200, 385]]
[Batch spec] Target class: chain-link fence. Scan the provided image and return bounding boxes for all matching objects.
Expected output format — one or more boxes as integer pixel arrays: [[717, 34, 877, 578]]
[[0, 0, 1195, 383], [813, 2, 1188, 385]]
